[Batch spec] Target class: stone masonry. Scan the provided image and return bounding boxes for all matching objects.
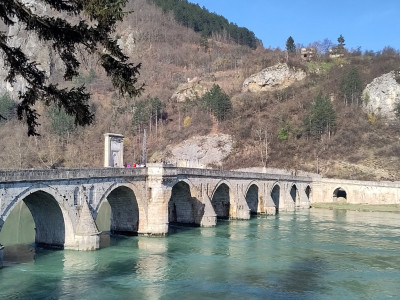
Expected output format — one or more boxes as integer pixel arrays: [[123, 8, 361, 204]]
[[7, 164, 393, 267]]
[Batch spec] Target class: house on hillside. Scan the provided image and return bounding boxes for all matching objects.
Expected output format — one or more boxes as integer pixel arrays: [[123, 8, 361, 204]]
[[301, 48, 316, 61]]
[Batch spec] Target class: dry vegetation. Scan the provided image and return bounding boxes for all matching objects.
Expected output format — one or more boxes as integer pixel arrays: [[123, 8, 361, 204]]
[[1, 0, 400, 181]]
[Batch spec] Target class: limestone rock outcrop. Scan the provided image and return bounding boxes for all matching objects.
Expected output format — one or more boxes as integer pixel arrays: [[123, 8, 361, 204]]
[[170, 77, 208, 102], [363, 71, 400, 120], [116, 28, 137, 53], [242, 63, 306, 92], [165, 133, 232, 168]]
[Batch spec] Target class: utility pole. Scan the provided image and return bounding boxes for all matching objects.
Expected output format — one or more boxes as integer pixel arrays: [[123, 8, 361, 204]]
[[141, 129, 147, 166]]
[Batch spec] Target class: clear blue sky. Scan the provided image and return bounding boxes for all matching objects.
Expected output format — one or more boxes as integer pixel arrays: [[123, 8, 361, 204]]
[[189, 0, 400, 52]]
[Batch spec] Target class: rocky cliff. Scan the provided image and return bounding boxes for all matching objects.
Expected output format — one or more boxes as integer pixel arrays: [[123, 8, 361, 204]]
[[242, 63, 306, 93], [170, 77, 208, 102], [154, 134, 233, 168], [363, 71, 400, 120]]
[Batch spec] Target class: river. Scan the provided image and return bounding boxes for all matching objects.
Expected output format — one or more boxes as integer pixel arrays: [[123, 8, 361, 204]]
[[0, 204, 399, 299]]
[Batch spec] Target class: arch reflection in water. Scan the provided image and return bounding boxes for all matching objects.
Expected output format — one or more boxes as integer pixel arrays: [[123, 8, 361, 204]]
[[0, 201, 35, 247], [0, 189, 72, 263], [95, 201, 111, 233]]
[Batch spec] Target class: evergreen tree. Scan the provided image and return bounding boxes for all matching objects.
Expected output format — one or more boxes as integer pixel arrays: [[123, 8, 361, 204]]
[[304, 94, 336, 139], [150, 0, 258, 49], [0, 93, 15, 123], [132, 100, 148, 131], [340, 67, 362, 106], [199, 32, 209, 52], [337, 34, 345, 50], [48, 104, 76, 137], [201, 84, 232, 121], [394, 101, 400, 118], [132, 96, 163, 132], [0, 0, 144, 135], [286, 36, 296, 53]]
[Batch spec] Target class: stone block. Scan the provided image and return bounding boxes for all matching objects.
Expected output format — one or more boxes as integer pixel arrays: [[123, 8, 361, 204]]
[[72, 234, 100, 251], [200, 215, 217, 227], [265, 206, 277, 215]]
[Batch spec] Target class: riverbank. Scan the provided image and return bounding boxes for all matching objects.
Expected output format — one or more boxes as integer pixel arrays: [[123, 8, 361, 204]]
[[311, 202, 400, 213]]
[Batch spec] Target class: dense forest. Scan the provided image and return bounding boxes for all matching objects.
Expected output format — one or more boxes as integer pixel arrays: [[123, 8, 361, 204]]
[[149, 0, 259, 49], [1, 0, 400, 181]]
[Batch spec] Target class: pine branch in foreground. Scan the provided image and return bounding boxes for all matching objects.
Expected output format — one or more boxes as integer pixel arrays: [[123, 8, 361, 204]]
[[0, 0, 144, 135]]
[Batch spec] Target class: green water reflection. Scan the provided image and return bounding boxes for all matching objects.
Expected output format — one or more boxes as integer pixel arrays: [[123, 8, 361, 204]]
[[0, 207, 400, 299], [0, 201, 35, 245]]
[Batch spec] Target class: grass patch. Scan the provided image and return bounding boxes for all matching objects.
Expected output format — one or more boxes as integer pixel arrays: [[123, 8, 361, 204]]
[[311, 202, 400, 213], [306, 61, 334, 73]]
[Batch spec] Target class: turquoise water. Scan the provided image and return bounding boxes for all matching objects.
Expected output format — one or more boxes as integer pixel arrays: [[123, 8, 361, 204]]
[[1, 208, 400, 299]]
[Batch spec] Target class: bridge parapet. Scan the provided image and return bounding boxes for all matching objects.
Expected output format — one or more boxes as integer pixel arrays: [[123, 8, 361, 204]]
[[162, 167, 313, 182], [0, 168, 147, 183], [0, 166, 314, 183]]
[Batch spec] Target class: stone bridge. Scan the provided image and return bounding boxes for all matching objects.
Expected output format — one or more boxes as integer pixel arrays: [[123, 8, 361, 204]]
[[0, 164, 313, 266], [312, 177, 400, 204]]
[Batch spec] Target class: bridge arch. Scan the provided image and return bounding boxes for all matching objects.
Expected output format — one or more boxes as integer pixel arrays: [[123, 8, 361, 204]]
[[290, 183, 299, 205], [245, 181, 260, 215], [270, 183, 281, 213], [211, 181, 234, 219], [97, 184, 142, 235], [305, 185, 312, 200], [1, 188, 75, 249], [168, 180, 203, 226], [333, 187, 347, 202]]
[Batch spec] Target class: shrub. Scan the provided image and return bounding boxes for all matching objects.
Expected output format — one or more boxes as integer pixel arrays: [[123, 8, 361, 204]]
[[278, 127, 288, 141], [183, 116, 191, 127], [367, 113, 377, 124]]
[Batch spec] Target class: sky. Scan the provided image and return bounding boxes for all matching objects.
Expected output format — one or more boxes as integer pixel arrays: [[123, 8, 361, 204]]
[[189, 0, 400, 52]]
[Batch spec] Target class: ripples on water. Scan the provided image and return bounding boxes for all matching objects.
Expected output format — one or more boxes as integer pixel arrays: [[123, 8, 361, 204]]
[[1, 209, 400, 299]]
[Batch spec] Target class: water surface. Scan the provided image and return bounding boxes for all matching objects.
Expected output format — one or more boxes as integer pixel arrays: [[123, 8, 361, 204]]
[[1, 208, 400, 299]]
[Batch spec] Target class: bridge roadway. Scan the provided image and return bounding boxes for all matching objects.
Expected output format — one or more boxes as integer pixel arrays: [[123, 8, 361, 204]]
[[0, 164, 312, 266]]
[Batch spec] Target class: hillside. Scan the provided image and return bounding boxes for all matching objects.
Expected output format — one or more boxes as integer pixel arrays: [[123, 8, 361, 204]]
[[1, 0, 400, 181]]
